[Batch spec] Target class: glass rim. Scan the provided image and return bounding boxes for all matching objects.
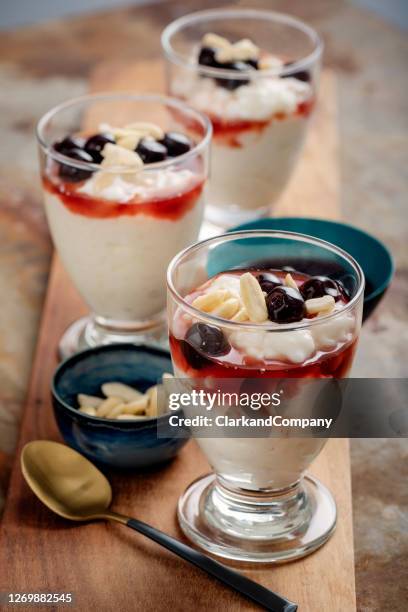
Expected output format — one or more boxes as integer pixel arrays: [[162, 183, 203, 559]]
[[167, 230, 365, 333], [161, 8, 323, 81], [36, 91, 213, 174]]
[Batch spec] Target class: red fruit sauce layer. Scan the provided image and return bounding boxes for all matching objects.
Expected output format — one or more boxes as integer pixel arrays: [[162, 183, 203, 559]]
[[208, 98, 314, 147], [43, 176, 204, 221], [170, 334, 357, 380]]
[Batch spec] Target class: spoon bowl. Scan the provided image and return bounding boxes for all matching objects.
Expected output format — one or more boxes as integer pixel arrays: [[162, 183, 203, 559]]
[[22, 440, 112, 521]]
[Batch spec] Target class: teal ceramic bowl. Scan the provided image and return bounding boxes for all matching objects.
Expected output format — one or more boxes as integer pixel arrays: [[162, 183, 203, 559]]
[[52, 344, 190, 470], [230, 218, 394, 321]]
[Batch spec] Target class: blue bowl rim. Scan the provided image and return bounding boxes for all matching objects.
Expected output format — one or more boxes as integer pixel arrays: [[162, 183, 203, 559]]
[[52, 343, 173, 426], [230, 217, 394, 303]]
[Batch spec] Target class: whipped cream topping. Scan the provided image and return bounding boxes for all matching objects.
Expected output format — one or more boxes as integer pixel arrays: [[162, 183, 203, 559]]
[[173, 70, 311, 122], [230, 310, 355, 364], [78, 168, 198, 203], [231, 329, 316, 364], [311, 313, 355, 349], [229, 308, 354, 364]]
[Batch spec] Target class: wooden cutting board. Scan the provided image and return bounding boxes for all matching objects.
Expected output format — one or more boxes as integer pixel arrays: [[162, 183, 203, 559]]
[[0, 63, 356, 611]]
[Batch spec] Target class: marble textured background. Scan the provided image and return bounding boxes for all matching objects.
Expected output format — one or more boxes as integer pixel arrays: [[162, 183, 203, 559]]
[[0, 1, 407, 610]]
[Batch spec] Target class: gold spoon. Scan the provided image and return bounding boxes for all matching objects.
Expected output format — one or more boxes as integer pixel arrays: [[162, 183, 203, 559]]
[[21, 440, 296, 612]]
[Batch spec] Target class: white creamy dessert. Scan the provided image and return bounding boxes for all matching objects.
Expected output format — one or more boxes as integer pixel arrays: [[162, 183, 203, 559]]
[[43, 122, 205, 323], [169, 33, 314, 225], [44, 178, 203, 322], [198, 436, 327, 491], [171, 268, 358, 490]]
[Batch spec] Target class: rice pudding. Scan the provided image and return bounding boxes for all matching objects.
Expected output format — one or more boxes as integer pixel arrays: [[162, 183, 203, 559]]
[[37, 93, 211, 354], [164, 27, 320, 227]]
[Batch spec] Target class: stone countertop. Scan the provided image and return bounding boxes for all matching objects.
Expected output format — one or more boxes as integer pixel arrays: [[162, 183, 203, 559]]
[[0, 1, 406, 610]]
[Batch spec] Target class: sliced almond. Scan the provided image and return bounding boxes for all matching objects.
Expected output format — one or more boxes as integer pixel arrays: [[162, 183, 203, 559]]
[[79, 406, 97, 416], [107, 397, 148, 418], [124, 122, 164, 140], [234, 38, 260, 58], [101, 143, 143, 169], [116, 132, 144, 150], [202, 33, 230, 50], [96, 396, 122, 417], [240, 273, 268, 323], [192, 290, 230, 313], [259, 55, 284, 71], [305, 295, 336, 315], [77, 393, 102, 408], [162, 372, 174, 380], [99, 121, 164, 141], [217, 38, 259, 63], [121, 395, 149, 415], [106, 403, 128, 419], [116, 414, 147, 421], [213, 297, 240, 320], [285, 273, 299, 291], [215, 47, 234, 63], [146, 385, 160, 417], [98, 122, 127, 139], [108, 127, 133, 139], [92, 171, 117, 194], [231, 307, 249, 322], [101, 382, 143, 402]]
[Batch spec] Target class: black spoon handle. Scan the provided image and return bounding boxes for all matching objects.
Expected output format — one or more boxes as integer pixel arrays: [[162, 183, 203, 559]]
[[126, 518, 297, 612]]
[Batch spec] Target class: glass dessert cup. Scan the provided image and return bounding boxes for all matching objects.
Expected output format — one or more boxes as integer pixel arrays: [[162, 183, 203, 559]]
[[162, 9, 323, 230], [37, 93, 211, 358], [167, 230, 364, 562]]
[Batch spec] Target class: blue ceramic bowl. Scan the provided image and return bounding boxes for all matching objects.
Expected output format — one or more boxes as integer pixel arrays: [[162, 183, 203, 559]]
[[230, 218, 394, 321], [52, 344, 189, 470]]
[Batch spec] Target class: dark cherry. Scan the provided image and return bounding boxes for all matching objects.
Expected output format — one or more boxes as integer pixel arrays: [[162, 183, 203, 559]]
[[282, 62, 310, 83], [135, 138, 167, 164], [246, 58, 259, 69], [266, 286, 305, 323], [216, 76, 243, 91], [257, 272, 282, 295], [53, 136, 85, 154], [186, 322, 230, 357], [85, 133, 115, 163], [180, 341, 212, 370], [198, 45, 257, 90], [216, 61, 253, 91], [160, 132, 193, 157], [300, 276, 343, 302], [58, 148, 94, 183], [198, 46, 220, 69]]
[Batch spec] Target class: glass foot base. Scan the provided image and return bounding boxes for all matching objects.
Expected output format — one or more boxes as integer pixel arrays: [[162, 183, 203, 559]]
[[178, 473, 336, 563], [58, 316, 169, 360]]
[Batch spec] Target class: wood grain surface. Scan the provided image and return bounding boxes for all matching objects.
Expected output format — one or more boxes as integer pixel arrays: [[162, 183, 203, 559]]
[[0, 63, 355, 611]]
